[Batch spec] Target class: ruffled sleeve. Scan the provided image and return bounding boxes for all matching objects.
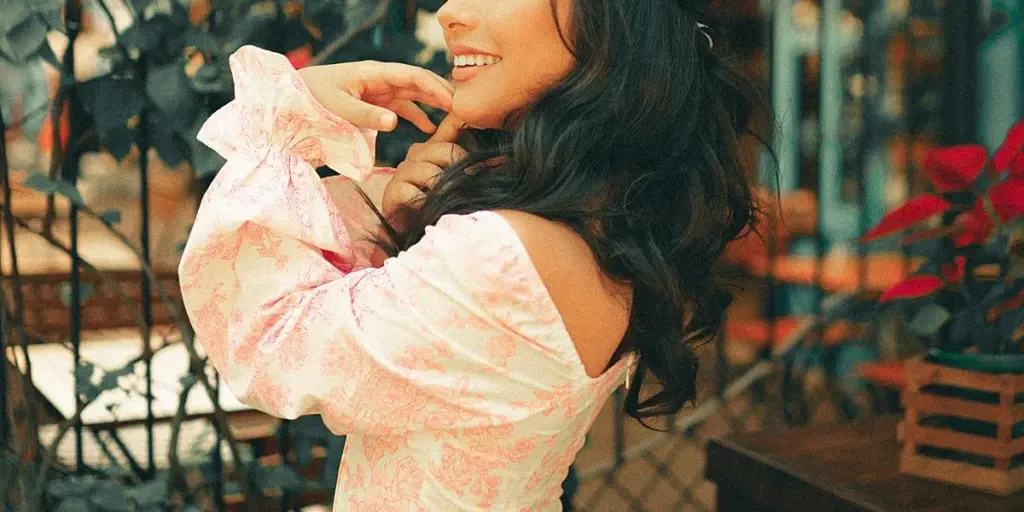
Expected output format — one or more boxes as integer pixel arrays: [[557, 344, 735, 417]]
[[197, 45, 378, 180], [179, 46, 624, 435]]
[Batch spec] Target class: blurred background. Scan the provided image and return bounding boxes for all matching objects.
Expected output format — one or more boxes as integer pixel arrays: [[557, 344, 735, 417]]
[[1, 0, 1022, 510]]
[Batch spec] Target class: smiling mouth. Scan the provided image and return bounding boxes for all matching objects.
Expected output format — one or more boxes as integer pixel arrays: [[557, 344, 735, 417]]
[[453, 54, 502, 67], [451, 56, 501, 82]]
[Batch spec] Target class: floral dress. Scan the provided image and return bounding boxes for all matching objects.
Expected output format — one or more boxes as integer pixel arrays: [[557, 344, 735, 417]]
[[179, 46, 635, 511]]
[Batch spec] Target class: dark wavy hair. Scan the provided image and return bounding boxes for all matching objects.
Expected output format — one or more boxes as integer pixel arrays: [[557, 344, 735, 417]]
[[367, 0, 771, 424]]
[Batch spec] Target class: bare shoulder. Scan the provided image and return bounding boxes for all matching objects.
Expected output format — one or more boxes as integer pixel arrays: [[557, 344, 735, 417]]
[[492, 210, 632, 378]]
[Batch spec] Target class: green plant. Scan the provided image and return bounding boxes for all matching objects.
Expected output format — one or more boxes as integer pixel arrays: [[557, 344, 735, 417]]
[[862, 120, 1024, 354]]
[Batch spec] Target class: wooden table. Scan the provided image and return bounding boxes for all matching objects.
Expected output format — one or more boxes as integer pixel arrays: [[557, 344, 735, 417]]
[[706, 416, 1024, 512]]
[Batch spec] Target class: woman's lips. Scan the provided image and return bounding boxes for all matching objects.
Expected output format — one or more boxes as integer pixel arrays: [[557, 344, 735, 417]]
[[452, 62, 497, 83]]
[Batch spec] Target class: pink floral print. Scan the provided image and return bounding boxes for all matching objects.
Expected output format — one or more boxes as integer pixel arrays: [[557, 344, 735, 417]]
[[179, 46, 635, 511]]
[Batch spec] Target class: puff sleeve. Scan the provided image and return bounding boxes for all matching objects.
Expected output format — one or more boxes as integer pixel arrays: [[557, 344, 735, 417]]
[[179, 46, 606, 436]]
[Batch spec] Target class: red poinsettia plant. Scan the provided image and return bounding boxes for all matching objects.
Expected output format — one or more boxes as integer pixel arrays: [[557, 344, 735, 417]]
[[862, 120, 1024, 355]]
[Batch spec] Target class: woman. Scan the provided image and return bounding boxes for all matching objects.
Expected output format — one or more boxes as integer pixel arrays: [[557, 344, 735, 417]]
[[179, 0, 765, 509]]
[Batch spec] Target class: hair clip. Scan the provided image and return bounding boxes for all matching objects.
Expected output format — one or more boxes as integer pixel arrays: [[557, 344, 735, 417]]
[[696, 22, 714, 50]]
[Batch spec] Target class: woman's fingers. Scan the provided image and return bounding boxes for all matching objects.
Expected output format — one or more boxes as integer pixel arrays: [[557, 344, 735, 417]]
[[408, 142, 468, 167], [429, 113, 467, 143], [360, 62, 454, 112], [389, 100, 437, 134], [382, 181, 428, 218], [380, 62, 455, 95], [301, 60, 453, 131], [327, 92, 400, 131], [395, 160, 444, 191], [385, 89, 453, 112]]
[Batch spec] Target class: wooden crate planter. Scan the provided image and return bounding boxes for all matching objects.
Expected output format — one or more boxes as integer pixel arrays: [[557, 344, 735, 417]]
[[899, 359, 1024, 495]]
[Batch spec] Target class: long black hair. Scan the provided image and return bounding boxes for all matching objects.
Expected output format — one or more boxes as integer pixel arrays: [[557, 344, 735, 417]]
[[368, 0, 771, 424]]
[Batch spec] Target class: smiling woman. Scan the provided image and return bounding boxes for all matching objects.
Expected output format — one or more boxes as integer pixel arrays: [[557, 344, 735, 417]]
[[438, 0, 576, 129], [179, 0, 768, 510]]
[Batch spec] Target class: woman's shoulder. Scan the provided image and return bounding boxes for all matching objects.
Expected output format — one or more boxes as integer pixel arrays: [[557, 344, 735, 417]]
[[474, 210, 632, 379]]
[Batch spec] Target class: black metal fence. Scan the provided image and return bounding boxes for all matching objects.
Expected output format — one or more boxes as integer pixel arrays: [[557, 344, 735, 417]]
[[2, 0, 1018, 510]]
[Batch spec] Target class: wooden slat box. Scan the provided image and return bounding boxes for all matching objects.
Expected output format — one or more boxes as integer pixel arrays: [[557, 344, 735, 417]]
[[900, 359, 1024, 495]]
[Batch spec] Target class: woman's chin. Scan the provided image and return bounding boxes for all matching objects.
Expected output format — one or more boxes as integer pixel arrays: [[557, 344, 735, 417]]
[[451, 99, 506, 131]]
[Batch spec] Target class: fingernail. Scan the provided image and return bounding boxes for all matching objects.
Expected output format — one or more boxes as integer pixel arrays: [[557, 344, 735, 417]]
[[380, 113, 396, 127]]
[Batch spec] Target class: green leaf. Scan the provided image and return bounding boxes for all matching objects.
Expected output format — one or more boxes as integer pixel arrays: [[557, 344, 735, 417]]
[[100, 209, 122, 226], [1010, 259, 1024, 279], [175, 241, 187, 254], [948, 312, 979, 351], [96, 370, 126, 395], [294, 438, 314, 469], [250, 464, 303, 494], [74, 362, 96, 389], [77, 76, 144, 159], [28, 0, 63, 14], [3, 16, 49, 63], [12, 55, 51, 137], [39, 7, 64, 32], [123, 479, 168, 507], [907, 303, 951, 338], [0, 455, 21, 503], [53, 179, 86, 207], [55, 496, 92, 512], [320, 435, 345, 486], [22, 176, 85, 206], [118, 24, 161, 55], [290, 415, 332, 441], [0, 1, 32, 32], [75, 362, 102, 402], [47, 476, 97, 501], [89, 481, 132, 512], [59, 282, 96, 308], [998, 309, 1024, 348], [146, 61, 198, 130], [150, 127, 188, 167], [222, 481, 242, 496], [22, 173, 56, 194]]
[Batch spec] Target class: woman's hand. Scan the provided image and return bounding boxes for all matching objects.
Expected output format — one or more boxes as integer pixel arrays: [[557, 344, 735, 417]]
[[368, 114, 467, 268], [298, 60, 455, 133], [382, 114, 468, 224]]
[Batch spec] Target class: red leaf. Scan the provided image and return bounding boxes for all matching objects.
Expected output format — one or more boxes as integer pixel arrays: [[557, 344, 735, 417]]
[[990, 179, 1024, 223], [993, 120, 1024, 174], [953, 199, 994, 247], [923, 145, 988, 192], [900, 226, 951, 246], [879, 275, 944, 303], [862, 194, 952, 241], [940, 256, 966, 282], [1011, 156, 1024, 178], [286, 45, 312, 69]]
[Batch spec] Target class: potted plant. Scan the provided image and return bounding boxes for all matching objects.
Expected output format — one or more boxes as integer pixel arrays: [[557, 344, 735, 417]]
[[861, 119, 1024, 495]]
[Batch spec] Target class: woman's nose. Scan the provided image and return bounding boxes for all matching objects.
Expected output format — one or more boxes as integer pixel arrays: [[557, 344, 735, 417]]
[[436, 0, 478, 31]]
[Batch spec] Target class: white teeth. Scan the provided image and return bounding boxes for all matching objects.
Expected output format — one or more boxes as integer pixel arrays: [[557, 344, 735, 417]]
[[454, 54, 501, 67]]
